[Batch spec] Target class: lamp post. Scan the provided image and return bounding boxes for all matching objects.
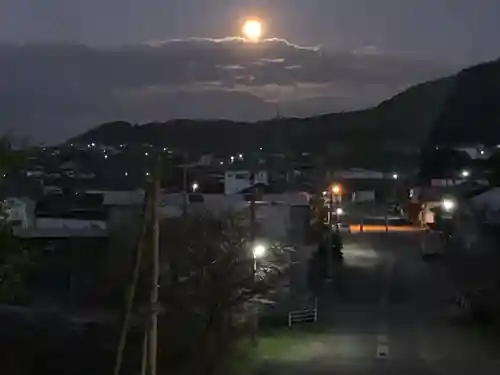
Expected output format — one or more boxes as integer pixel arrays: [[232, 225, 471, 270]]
[[252, 243, 266, 272], [250, 242, 266, 344], [331, 184, 341, 233]]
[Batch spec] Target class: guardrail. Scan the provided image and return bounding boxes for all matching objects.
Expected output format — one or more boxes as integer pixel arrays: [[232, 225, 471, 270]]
[[287, 298, 318, 327]]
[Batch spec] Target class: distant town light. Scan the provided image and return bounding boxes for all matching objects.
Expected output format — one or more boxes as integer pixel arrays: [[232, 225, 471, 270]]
[[163, 148, 167, 152], [91, 143, 95, 147], [145, 152, 149, 156], [392, 173, 398, 180], [146, 172, 150, 177], [230, 156, 235, 163], [332, 184, 341, 195], [104, 155, 108, 159], [220, 161, 224, 165], [192, 182, 199, 192], [125, 172, 128, 176], [460, 169, 470, 178], [259, 147, 263, 151], [336, 207, 344, 215], [238, 153, 244, 160], [480, 150, 485, 155]]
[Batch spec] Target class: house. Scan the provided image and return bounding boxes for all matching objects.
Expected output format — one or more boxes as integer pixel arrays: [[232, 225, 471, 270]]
[[452, 143, 490, 160], [1, 197, 36, 229], [224, 169, 269, 195]]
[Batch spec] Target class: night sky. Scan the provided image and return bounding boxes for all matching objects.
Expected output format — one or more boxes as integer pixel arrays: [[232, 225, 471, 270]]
[[1, 0, 499, 141]]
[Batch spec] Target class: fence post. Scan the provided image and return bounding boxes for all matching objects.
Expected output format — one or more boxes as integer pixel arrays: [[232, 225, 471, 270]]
[[314, 298, 318, 322]]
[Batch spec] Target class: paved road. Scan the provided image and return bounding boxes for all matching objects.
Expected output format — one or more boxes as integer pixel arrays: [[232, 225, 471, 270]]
[[256, 232, 500, 374]]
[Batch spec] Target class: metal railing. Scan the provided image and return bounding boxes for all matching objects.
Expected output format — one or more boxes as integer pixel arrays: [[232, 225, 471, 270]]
[[287, 298, 318, 327]]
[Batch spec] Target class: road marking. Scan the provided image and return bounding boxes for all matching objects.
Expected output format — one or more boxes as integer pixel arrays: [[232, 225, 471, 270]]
[[376, 334, 390, 358]]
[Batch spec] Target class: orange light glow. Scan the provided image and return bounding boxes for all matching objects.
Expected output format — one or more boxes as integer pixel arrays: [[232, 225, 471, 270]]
[[332, 184, 341, 195], [242, 19, 262, 41]]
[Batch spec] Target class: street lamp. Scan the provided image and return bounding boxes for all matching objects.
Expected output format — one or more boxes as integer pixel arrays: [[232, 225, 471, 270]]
[[441, 198, 456, 212], [460, 169, 470, 178], [191, 182, 199, 192], [332, 184, 341, 196], [252, 244, 266, 259], [392, 173, 398, 180], [336, 207, 344, 216]]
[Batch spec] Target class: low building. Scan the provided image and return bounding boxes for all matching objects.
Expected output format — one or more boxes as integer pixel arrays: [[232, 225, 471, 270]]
[[224, 169, 269, 195]]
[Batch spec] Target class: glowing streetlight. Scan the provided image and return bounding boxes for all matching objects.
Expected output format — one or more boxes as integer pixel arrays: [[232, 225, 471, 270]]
[[252, 244, 266, 259], [442, 198, 456, 212], [392, 173, 398, 180], [192, 182, 199, 192], [336, 207, 344, 215], [332, 184, 341, 195], [145, 152, 149, 156], [460, 169, 470, 178]]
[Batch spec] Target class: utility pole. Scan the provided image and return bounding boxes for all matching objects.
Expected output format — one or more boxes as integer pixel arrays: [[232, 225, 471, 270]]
[[327, 190, 334, 279], [113, 185, 151, 375], [182, 152, 188, 217], [113, 158, 162, 375], [148, 161, 161, 375], [249, 164, 258, 344], [249, 170, 256, 243]]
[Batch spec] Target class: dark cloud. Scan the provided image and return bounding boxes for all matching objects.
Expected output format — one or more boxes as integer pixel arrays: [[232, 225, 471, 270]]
[[0, 38, 458, 142]]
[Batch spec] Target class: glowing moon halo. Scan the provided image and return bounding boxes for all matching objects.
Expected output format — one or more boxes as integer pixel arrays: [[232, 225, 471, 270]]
[[242, 19, 262, 41]]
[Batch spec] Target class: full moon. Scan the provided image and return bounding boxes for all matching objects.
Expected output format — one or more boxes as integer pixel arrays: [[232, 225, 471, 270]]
[[242, 19, 262, 41]]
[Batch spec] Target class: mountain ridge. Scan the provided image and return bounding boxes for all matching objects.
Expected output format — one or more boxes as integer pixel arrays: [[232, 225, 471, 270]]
[[71, 57, 500, 155]]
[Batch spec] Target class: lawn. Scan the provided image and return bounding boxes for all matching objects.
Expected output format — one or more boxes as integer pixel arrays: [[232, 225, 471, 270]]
[[228, 325, 326, 374]]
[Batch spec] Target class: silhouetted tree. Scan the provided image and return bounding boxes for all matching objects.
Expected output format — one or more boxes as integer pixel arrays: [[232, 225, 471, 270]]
[[155, 213, 289, 375]]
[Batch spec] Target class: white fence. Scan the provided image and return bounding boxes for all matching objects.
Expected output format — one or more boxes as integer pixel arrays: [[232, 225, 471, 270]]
[[287, 298, 318, 327]]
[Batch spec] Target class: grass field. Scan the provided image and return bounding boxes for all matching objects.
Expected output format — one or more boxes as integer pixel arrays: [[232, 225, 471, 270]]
[[228, 325, 326, 374]]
